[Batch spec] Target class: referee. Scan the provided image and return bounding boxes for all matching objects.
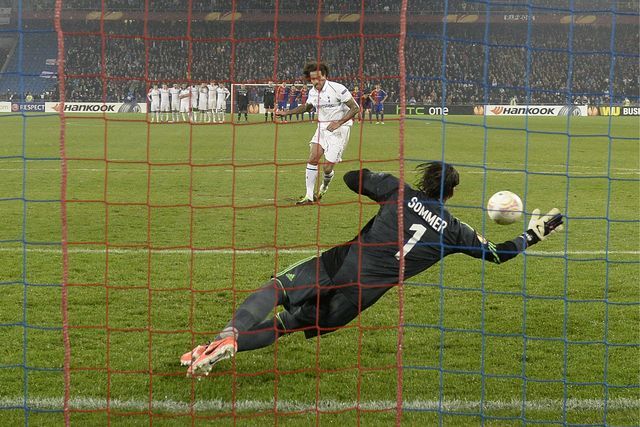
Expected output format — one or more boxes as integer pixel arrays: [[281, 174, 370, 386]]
[[262, 81, 275, 122], [182, 162, 564, 376], [236, 84, 249, 122]]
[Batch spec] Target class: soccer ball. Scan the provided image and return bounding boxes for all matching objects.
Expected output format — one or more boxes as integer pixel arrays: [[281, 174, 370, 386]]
[[487, 191, 523, 225]]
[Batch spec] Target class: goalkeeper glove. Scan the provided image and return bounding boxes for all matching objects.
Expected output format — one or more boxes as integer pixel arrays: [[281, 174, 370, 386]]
[[524, 208, 564, 245]]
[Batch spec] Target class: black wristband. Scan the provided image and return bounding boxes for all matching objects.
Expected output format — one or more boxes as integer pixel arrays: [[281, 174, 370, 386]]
[[524, 230, 540, 246]]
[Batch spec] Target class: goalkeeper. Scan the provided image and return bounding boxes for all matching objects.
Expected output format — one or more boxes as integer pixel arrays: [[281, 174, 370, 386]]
[[182, 162, 563, 376]]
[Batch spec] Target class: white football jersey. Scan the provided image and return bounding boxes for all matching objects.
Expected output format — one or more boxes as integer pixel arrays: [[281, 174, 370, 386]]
[[216, 86, 229, 107], [160, 88, 170, 104], [216, 86, 230, 99], [179, 88, 190, 105], [207, 84, 217, 102], [306, 80, 355, 128], [190, 85, 199, 107], [169, 87, 180, 104], [148, 88, 160, 103], [198, 87, 208, 110], [179, 88, 190, 112]]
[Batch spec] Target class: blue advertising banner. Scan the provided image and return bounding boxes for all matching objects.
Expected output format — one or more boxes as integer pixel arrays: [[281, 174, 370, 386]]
[[11, 102, 46, 112]]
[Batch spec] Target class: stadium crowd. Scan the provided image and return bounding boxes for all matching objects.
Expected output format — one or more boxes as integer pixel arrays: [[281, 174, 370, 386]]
[[22, 0, 640, 13], [2, 1, 638, 105], [52, 19, 639, 106]]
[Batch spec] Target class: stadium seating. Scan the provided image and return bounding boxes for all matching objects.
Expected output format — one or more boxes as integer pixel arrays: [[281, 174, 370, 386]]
[[0, 32, 57, 99], [21, 0, 640, 13], [0, 4, 637, 104]]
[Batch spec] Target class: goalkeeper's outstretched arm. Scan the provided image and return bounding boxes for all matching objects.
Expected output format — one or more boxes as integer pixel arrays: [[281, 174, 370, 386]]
[[457, 208, 564, 264], [343, 168, 564, 265]]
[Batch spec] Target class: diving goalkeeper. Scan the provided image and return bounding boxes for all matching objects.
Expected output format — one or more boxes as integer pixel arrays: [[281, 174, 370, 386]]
[[181, 162, 564, 376]]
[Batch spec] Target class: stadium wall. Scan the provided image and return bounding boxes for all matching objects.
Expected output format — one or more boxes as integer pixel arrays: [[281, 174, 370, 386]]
[[2, 101, 637, 116], [387, 104, 640, 116]]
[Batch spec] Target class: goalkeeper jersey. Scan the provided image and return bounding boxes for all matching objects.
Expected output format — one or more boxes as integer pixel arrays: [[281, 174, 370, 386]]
[[320, 169, 526, 310]]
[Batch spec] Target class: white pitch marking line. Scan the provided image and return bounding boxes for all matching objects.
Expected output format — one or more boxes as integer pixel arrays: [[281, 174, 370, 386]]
[[0, 247, 637, 257], [0, 397, 638, 413], [0, 166, 638, 176]]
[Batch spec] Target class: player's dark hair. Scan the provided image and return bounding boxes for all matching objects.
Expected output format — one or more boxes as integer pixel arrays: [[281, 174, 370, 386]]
[[416, 161, 459, 200], [303, 62, 329, 78]]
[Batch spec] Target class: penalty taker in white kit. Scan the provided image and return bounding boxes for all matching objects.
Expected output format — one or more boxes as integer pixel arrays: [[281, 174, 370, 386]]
[[181, 162, 564, 376], [276, 62, 360, 205]]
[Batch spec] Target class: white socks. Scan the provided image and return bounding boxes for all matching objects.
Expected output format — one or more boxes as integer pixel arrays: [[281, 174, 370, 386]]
[[305, 163, 318, 200], [323, 170, 334, 189]]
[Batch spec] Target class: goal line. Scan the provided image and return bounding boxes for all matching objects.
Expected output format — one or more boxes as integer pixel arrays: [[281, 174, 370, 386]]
[[2, 396, 638, 414]]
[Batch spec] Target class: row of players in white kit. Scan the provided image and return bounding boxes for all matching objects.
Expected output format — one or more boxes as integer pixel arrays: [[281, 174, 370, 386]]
[[147, 82, 231, 123]]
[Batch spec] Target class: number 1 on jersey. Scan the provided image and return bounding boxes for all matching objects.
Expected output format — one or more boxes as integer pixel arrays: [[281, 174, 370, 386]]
[[395, 224, 427, 260]]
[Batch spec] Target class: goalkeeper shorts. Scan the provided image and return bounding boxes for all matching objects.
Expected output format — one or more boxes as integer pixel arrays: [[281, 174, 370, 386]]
[[274, 257, 359, 338]]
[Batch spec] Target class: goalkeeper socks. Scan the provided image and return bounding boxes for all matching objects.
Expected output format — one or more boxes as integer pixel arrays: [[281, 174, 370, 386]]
[[323, 170, 334, 188], [305, 163, 318, 199], [236, 318, 284, 351], [218, 326, 238, 340], [219, 282, 286, 338]]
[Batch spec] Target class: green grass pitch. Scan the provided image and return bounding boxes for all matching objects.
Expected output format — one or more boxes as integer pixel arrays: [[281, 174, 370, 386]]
[[0, 112, 638, 425]]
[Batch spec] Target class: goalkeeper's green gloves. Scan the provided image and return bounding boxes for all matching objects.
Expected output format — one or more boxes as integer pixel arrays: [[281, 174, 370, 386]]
[[524, 208, 564, 246]]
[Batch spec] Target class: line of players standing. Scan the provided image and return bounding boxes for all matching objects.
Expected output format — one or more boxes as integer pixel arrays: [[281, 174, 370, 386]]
[[147, 81, 388, 124], [354, 84, 388, 124], [147, 82, 231, 124], [263, 81, 388, 125], [260, 81, 312, 123]]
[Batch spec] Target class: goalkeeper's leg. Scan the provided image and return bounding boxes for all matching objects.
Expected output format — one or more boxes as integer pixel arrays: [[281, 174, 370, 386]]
[[185, 311, 295, 374], [233, 265, 360, 350], [236, 315, 290, 351], [236, 292, 358, 352], [184, 280, 287, 373], [223, 281, 286, 335]]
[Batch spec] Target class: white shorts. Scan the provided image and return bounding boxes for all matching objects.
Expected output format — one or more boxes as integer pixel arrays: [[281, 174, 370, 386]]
[[208, 98, 216, 111], [171, 101, 180, 112], [151, 102, 160, 112], [198, 100, 208, 111], [310, 126, 351, 164], [216, 100, 226, 111], [161, 102, 170, 112], [179, 101, 190, 113]]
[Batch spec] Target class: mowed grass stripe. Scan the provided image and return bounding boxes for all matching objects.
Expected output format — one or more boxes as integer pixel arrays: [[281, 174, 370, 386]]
[[0, 246, 637, 256], [1, 396, 638, 413]]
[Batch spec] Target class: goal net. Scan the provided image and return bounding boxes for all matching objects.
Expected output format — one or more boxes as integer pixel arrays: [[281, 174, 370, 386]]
[[1, 0, 638, 425]]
